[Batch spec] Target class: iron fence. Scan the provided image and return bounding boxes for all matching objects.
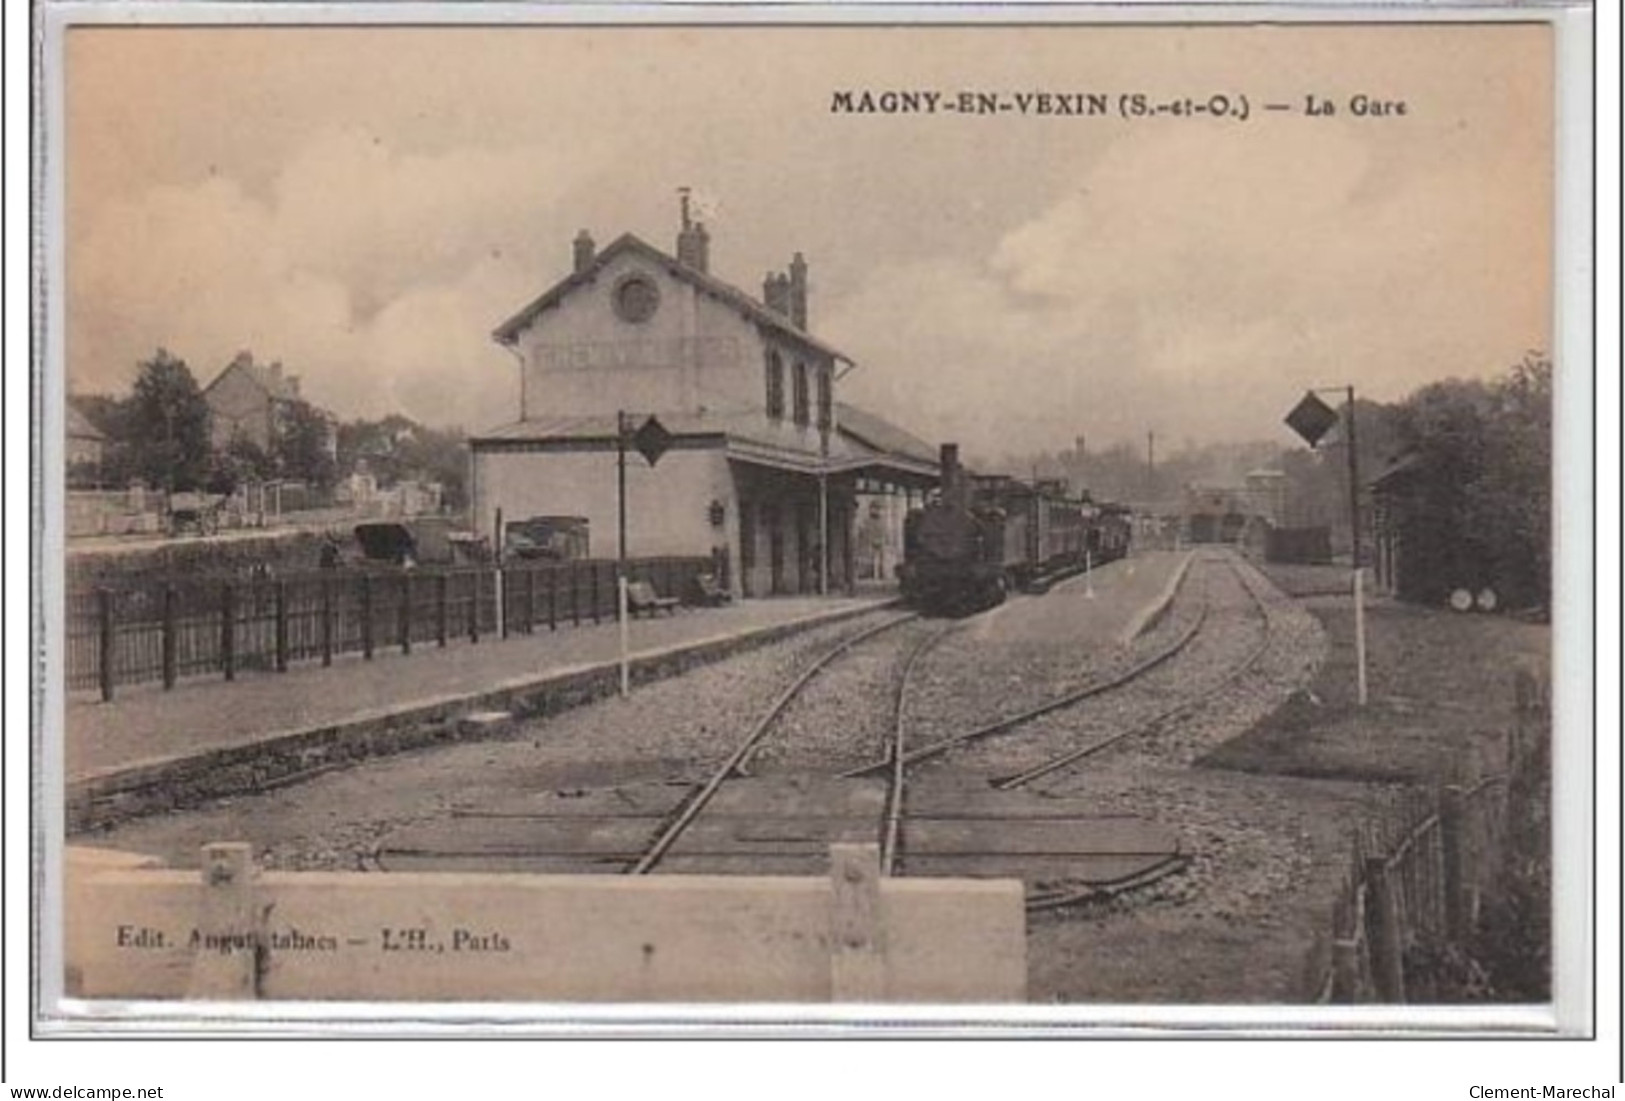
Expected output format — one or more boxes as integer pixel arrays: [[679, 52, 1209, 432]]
[[68, 556, 718, 699]]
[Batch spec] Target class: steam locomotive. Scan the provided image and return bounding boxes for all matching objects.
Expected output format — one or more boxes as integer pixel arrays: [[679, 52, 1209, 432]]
[[898, 444, 1132, 614]]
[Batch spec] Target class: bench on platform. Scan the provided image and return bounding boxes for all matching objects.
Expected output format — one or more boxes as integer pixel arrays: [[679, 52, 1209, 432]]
[[691, 572, 733, 607], [627, 580, 681, 617]]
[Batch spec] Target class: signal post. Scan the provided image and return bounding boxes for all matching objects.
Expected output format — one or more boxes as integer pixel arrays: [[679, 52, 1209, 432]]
[[1285, 386, 1368, 706]]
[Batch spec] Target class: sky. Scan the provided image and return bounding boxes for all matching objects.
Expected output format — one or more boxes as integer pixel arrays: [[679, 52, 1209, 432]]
[[62, 21, 1553, 458]]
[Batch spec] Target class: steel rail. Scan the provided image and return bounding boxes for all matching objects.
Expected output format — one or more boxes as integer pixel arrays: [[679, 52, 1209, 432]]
[[628, 609, 920, 875], [1024, 853, 1191, 912], [992, 556, 1277, 789], [840, 589, 1213, 780], [878, 621, 957, 877]]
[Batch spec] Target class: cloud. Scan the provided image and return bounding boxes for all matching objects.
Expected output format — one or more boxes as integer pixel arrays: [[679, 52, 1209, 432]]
[[344, 255, 529, 431], [824, 122, 1548, 458], [67, 89, 1547, 462], [272, 126, 600, 314], [68, 126, 608, 430]]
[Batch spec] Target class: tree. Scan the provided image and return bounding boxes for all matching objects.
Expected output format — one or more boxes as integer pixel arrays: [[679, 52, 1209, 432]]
[[273, 399, 338, 490], [125, 349, 212, 492], [1471, 352, 1551, 607], [335, 414, 468, 511], [1383, 355, 1552, 608], [394, 421, 468, 511], [208, 434, 275, 494]]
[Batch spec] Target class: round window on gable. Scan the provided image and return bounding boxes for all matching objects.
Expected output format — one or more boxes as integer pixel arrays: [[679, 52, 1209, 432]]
[[613, 273, 661, 324]]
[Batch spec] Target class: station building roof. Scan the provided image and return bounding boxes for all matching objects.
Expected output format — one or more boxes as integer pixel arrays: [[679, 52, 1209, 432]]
[[492, 233, 852, 365], [832, 402, 938, 468]]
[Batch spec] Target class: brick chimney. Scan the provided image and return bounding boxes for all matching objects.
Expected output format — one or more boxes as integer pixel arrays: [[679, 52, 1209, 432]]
[[675, 189, 710, 273], [573, 229, 596, 274], [677, 222, 710, 272], [788, 252, 808, 329], [763, 272, 790, 315]]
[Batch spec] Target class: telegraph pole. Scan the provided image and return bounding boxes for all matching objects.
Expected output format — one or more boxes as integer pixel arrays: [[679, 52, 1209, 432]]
[[1343, 385, 1362, 571], [614, 411, 673, 698], [1342, 386, 1366, 705]]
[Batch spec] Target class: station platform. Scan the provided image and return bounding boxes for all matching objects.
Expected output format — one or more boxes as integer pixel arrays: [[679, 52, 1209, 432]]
[[960, 549, 1194, 649], [64, 594, 895, 791]]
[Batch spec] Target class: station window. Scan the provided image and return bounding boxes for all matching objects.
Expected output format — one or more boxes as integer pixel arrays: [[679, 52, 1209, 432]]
[[816, 367, 832, 431], [766, 351, 785, 419], [792, 361, 810, 427]]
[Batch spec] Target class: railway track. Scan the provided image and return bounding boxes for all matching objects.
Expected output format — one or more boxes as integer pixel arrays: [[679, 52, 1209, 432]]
[[842, 568, 1215, 778], [372, 560, 1200, 904], [993, 555, 1277, 788], [630, 610, 955, 875]]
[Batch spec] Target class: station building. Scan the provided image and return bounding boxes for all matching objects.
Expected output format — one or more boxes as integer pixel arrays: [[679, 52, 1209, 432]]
[[469, 204, 939, 598]]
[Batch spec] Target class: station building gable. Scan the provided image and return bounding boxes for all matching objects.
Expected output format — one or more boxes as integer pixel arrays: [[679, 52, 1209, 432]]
[[495, 233, 841, 432], [474, 215, 939, 598]]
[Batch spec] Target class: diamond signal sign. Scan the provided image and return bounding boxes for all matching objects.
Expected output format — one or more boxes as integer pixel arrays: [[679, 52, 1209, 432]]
[[632, 415, 674, 467], [1285, 392, 1340, 448]]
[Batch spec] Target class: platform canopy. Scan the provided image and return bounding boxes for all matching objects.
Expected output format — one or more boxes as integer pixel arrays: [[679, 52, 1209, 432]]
[[473, 403, 940, 489]]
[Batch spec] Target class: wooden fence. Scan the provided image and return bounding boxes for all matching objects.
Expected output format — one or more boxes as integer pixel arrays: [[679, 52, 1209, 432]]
[[1306, 670, 1548, 1003], [68, 556, 719, 700]]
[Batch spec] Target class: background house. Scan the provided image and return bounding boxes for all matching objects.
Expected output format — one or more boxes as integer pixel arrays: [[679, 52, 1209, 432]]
[[203, 351, 308, 452], [66, 402, 108, 488]]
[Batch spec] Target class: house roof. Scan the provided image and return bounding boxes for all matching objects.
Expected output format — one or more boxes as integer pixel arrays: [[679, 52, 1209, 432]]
[[1368, 451, 1425, 492], [202, 352, 301, 402], [491, 233, 853, 364], [66, 403, 107, 441], [472, 403, 940, 481]]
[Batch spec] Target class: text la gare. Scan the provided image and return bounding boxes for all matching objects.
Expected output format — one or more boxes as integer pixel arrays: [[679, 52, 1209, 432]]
[[1306, 93, 1408, 117]]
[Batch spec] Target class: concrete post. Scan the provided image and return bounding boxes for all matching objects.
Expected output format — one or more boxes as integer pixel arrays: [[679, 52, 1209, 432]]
[[187, 843, 260, 1000], [830, 843, 885, 1001]]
